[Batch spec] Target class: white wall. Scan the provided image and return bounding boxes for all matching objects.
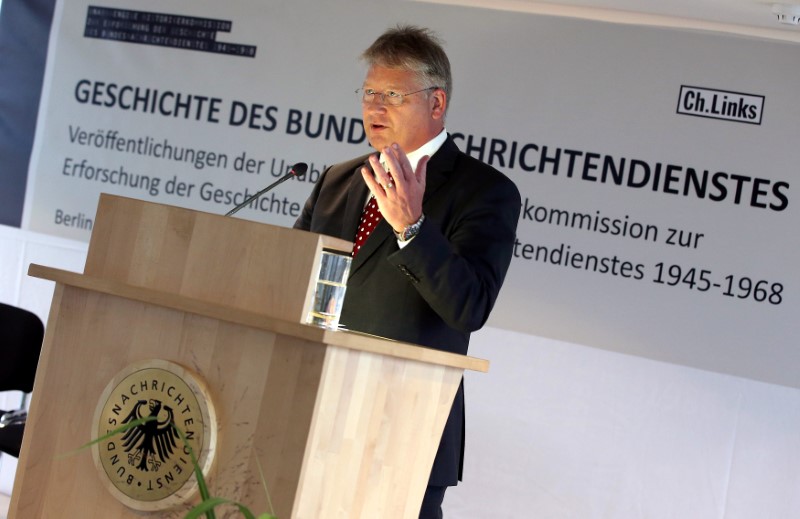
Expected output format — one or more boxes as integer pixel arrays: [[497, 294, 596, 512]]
[[453, 329, 800, 518], [0, 225, 86, 496]]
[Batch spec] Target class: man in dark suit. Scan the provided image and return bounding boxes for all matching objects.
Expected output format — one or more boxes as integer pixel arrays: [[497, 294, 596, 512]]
[[294, 25, 520, 519]]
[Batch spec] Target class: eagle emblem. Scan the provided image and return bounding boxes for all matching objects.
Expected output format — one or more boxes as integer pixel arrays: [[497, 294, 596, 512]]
[[121, 399, 179, 472]]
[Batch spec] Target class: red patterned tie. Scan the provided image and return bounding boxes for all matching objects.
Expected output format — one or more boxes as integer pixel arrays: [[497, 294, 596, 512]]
[[352, 196, 383, 257]]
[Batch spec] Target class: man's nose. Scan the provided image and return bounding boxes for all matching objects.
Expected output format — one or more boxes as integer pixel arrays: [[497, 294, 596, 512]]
[[364, 100, 387, 114]]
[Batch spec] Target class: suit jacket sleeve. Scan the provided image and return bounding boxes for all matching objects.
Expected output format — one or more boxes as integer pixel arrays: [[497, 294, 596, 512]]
[[387, 166, 521, 333]]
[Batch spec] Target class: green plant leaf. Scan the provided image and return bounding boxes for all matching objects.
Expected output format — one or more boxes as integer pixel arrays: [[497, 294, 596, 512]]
[[171, 424, 216, 519], [185, 497, 258, 519], [255, 455, 275, 517], [58, 416, 156, 459]]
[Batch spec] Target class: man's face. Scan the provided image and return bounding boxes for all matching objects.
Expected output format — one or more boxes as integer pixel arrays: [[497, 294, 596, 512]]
[[361, 65, 446, 153]]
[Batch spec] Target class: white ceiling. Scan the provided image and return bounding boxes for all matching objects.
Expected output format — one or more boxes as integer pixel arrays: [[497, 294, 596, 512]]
[[425, 0, 800, 43]]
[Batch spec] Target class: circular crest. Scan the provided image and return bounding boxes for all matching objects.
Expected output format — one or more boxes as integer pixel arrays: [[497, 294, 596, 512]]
[[91, 359, 217, 511]]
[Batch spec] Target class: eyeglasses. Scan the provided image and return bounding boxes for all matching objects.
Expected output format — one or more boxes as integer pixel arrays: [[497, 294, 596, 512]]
[[356, 86, 439, 106]]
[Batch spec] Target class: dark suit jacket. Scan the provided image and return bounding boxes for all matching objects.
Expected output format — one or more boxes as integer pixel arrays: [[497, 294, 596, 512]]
[[294, 135, 521, 486]]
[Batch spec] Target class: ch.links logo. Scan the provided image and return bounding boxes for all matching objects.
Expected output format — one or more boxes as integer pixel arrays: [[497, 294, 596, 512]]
[[92, 360, 217, 511]]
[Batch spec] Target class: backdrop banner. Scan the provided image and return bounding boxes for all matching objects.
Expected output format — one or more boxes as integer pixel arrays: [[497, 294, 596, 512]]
[[23, 0, 798, 386]]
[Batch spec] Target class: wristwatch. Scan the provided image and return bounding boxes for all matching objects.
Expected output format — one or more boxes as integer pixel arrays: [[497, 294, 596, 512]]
[[395, 213, 426, 242]]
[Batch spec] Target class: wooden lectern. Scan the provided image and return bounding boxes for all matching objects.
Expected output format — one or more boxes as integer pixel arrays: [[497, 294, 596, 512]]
[[9, 194, 488, 518]]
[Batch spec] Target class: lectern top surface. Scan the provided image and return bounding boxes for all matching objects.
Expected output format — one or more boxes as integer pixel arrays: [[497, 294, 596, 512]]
[[29, 264, 489, 373]]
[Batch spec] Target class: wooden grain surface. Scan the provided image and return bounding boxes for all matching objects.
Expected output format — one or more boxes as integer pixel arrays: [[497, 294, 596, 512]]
[[29, 264, 489, 373]]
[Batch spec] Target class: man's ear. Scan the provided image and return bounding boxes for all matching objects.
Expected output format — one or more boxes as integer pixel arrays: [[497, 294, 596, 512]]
[[430, 89, 447, 120]]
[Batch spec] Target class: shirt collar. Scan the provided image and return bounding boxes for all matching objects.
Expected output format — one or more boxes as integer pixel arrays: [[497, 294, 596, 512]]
[[380, 129, 448, 172]]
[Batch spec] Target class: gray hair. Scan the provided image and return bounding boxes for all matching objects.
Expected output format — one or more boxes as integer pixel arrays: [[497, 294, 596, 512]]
[[361, 25, 452, 110]]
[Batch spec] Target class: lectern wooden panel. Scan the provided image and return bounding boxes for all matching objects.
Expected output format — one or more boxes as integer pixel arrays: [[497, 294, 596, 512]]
[[83, 194, 353, 325], [9, 195, 488, 518]]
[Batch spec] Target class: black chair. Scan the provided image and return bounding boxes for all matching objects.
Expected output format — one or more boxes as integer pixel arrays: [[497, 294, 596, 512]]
[[0, 302, 45, 458]]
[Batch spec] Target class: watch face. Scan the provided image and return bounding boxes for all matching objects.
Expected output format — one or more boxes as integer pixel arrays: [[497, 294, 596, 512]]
[[401, 215, 425, 241]]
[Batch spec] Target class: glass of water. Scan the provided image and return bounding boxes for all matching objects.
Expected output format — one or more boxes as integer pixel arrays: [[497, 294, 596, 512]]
[[306, 249, 351, 329]]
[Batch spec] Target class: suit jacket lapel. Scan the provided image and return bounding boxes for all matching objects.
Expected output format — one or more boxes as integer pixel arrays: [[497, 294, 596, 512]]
[[346, 157, 393, 273], [342, 158, 371, 241], [349, 155, 391, 270], [348, 135, 459, 276], [420, 135, 458, 205]]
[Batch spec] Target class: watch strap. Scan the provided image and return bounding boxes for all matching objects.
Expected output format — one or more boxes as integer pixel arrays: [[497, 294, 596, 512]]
[[395, 213, 426, 242]]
